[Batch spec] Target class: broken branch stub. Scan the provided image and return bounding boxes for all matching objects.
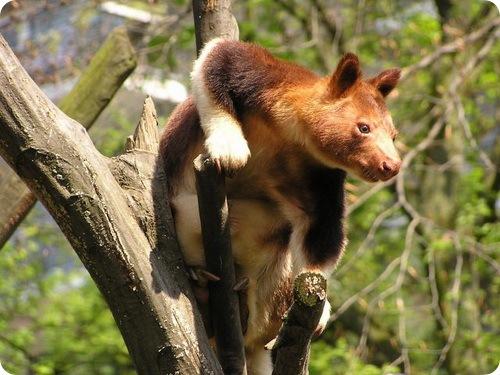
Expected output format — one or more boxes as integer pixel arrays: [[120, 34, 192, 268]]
[[125, 96, 160, 153], [271, 272, 327, 375]]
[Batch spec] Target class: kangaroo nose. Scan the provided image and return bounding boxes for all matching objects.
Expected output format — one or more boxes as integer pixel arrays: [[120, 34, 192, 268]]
[[380, 159, 401, 178]]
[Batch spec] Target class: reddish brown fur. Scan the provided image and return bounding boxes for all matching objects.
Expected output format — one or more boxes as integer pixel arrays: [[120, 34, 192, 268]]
[[162, 39, 402, 271], [159, 96, 202, 194], [160, 40, 401, 371], [163, 41, 401, 193], [202, 40, 317, 119]]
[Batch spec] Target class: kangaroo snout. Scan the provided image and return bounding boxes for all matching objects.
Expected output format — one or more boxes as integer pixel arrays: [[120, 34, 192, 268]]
[[379, 159, 401, 179]]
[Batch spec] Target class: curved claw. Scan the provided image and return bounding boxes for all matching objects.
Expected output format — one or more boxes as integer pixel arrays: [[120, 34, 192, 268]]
[[313, 299, 331, 337], [233, 277, 249, 291], [264, 337, 277, 351], [187, 266, 221, 285], [188, 267, 199, 281], [199, 268, 221, 282]]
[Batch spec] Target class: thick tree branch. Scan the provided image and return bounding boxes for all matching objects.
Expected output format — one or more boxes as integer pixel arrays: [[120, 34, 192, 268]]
[[0, 26, 137, 249], [0, 34, 222, 374]]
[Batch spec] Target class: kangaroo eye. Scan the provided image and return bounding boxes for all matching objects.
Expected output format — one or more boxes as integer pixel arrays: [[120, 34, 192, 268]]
[[357, 123, 371, 134]]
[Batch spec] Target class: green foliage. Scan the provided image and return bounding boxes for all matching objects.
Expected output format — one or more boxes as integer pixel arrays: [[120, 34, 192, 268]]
[[310, 339, 398, 375], [91, 109, 134, 156], [0, 208, 132, 374]]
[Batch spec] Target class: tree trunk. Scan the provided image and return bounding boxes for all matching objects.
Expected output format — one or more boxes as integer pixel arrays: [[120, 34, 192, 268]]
[[0, 34, 222, 375]]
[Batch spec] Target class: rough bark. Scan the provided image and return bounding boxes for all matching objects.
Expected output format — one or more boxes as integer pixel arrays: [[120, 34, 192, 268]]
[[194, 155, 247, 375], [0, 34, 222, 375], [192, 0, 239, 53], [271, 272, 327, 375], [0, 26, 137, 249]]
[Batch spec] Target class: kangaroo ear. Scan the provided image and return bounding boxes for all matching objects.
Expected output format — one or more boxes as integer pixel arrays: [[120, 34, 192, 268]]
[[369, 68, 401, 97], [329, 53, 361, 97]]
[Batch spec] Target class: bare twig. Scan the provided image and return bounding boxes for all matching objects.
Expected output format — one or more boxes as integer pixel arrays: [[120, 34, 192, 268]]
[[453, 95, 496, 171], [346, 179, 395, 215], [401, 17, 500, 80], [356, 218, 420, 359], [336, 203, 401, 277], [431, 240, 463, 374], [330, 256, 401, 322], [309, 0, 344, 53], [427, 248, 449, 331], [273, 0, 329, 70]]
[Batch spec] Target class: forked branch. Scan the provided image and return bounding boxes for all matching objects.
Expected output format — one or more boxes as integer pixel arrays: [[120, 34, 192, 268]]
[[0, 33, 221, 375]]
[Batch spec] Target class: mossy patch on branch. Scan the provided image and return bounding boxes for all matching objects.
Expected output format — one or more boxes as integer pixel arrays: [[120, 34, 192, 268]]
[[293, 272, 327, 307]]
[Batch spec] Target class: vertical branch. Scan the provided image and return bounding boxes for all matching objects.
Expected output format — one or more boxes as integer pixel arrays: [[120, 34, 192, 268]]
[[192, 0, 239, 55], [191, 1, 246, 373], [194, 156, 247, 374]]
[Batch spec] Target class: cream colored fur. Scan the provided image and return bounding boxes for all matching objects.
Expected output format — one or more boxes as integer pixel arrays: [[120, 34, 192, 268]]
[[191, 38, 251, 171]]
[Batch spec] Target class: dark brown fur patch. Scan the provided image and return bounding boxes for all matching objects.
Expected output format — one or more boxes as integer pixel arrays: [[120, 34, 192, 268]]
[[202, 40, 317, 120], [260, 223, 293, 252], [329, 52, 362, 97], [159, 96, 202, 195], [268, 151, 346, 266], [303, 167, 346, 266], [368, 68, 401, 97]]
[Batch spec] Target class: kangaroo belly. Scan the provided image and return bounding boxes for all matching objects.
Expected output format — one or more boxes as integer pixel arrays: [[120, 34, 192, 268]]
[[171, 193, 293, 348]]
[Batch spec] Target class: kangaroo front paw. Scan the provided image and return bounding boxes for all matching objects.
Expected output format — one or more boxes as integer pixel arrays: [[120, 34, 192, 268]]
[[204, 127, 250, 173], [314, 299, 331, 336]]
